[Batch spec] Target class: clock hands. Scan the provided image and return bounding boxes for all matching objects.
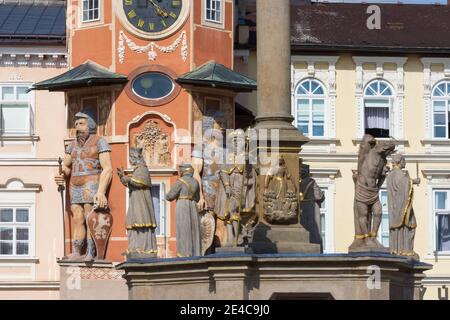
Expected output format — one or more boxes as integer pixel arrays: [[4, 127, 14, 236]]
[[147, 0, 169, 18]]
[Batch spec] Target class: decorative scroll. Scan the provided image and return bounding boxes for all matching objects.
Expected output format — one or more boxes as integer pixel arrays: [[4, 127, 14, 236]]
[[118, 30, 188, 64]]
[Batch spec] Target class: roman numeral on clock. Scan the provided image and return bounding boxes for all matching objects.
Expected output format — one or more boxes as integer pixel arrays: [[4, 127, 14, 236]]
[[127, 10, 136, 19]]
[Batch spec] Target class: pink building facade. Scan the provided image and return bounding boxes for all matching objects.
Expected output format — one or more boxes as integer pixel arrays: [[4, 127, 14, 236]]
[[0, 0, 67, 299]]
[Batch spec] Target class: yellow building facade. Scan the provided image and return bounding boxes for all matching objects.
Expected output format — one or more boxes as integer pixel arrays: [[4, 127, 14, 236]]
[[234, 2, 450, 300]]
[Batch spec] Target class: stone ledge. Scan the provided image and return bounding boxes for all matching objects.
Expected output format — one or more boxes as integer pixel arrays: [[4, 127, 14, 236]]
[[117, 253, 432, 300]]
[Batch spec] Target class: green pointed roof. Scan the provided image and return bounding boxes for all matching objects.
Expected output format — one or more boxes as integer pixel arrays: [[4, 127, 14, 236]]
[[30, 60, 128, 92], [176, 61, 257, 92]]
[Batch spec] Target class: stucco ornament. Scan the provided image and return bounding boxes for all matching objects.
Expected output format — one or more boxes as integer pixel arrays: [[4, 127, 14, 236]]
[[118, 30, 188, 64], [134, 120, 172, 168]]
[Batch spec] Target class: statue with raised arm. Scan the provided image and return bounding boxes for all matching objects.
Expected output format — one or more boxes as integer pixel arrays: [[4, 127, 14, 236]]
[[299, 164, 325, 252], [166, 164, 202, 258], [54, 109, 112, 262], [349, 134, 395, 252], [117, 147, 158, 259], [386, 154, 419, 259]]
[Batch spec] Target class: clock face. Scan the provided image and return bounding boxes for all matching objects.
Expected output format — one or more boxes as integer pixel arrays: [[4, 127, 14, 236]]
[[122, 0, 183, 34]]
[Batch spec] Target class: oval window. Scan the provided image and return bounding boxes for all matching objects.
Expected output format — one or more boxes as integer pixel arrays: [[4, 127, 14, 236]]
[[131, 72, 174, 100]]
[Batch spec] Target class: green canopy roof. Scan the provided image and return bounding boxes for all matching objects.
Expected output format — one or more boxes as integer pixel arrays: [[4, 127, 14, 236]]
[[30, 60, 128, 92], [176, 61, 257, 92]]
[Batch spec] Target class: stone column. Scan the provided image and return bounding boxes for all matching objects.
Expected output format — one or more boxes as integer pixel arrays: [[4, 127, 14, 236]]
[[250, 0, 319, 254]]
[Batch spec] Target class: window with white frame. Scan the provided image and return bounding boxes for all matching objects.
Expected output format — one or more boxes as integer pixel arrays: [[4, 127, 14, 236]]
[[0, 85, 33, 136], [431, 81, 450, 139], [82, 0, 100, 22], [363, 80, 394, 138], [433, 190, 450, 252], [151, 183, 167, 237], [295, 79, 326, 138], [205, 0, 222, 23], [319, 187, 328, 252], [378, 190, 390, 247], [0, 207, 32, 256]]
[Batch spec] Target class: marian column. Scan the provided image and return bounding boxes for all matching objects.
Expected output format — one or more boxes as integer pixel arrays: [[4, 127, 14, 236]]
[[250, 0, 320, 253]]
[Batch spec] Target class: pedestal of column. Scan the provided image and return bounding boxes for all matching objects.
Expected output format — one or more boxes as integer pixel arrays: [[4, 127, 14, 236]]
[[250, 0, 319, 254]]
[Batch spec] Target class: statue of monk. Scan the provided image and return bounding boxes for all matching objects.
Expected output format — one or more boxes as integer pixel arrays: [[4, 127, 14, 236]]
[[54, 109, 112, 262], [166, 164, 202, 257], [117, 147, 158, 259], [386, 154, 419, 259], [299, 164, 325, 252], [349, 134, 395, 252]]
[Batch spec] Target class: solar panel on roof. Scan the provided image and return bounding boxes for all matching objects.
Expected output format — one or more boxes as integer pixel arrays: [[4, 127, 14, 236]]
[[0, 5, 15, 30], [51, 8, 66, 36], [34, 6, 60, 35], [15, 6, 45, 35], [0, 5, 30, 35], [0, 4, 66, 38]]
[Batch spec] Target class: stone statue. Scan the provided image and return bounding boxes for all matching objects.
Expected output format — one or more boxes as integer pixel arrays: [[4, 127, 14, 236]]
[[215, 130, 257, 247], [166, 164, 202, 257], [192, 112, 226, 248], [299, 164, 325, 252], [263, 157, 298, 224], [349, 134, 395, 252], [386, 154, 419, 259], [117, 147, 158, 259], [54, 109, 113, 262]]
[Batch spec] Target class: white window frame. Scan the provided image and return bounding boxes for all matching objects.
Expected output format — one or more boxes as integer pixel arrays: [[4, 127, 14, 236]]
[[378, 189, 390, 248], [431, 81, 450, 140], [0, 185, 36, 259], [81, 0, 100, 23], [432, 189, 450, 255], [353, 56, 407, 142], [0, 207, 33, 257], [125, 180, 169, 238], [319, 187, 329, 253], [0, 83, 34, 137], [362, 79, 394, 139], [151, 182, 168, 237], [311, 168, 339, 254], [205, 0, 223, 24], [295, 78, 327, 139]]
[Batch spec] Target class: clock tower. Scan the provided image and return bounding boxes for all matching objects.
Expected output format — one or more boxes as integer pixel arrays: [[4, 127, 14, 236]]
[[55, 0, 247, 262]]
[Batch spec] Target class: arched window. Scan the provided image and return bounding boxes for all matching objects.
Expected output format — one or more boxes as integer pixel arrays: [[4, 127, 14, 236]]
[[363, 80, 394, 138], [295, 79, 326, 137], [432, 81, 450, 139]]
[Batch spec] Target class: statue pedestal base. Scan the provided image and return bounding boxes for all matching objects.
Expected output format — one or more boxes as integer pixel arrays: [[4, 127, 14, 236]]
[[58, 260, 128, 300], [348, 238, 391, 254], [215, 246, 253, 254], [117, 253, 432, 300], [250, 224, 320, 254]]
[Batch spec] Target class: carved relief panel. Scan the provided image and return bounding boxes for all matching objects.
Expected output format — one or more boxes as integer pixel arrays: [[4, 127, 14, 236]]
[[129, 114, 175, 169]]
